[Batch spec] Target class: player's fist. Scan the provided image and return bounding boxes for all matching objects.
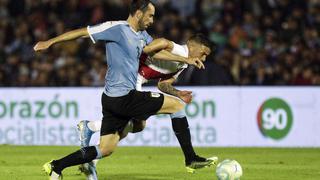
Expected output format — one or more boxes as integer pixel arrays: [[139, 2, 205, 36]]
[[178, 90, 193, 104], [186, 57, 205, 69], [33, 41, 52, 51]]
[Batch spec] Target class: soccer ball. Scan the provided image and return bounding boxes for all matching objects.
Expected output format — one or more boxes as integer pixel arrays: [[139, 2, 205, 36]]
[[216, 159, 243, 180]]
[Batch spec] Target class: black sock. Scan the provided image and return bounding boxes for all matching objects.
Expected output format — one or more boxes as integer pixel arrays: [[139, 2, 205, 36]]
[[52, 146, 98, 174], [171, 117, 196, 164]]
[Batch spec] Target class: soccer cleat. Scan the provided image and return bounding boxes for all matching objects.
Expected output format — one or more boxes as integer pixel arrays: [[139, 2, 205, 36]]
[[79, 161, 98, 180], [79, 163, 90, 176], [185, 155, 218, 173], [43, 160, 63, 180], [87, 162, 98, 180], [77, 120, 94, 147]]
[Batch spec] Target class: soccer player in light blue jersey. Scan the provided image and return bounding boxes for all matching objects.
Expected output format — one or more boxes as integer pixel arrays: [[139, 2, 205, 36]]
[[34, 0, 205, 179], [78, 35, 218, 179]]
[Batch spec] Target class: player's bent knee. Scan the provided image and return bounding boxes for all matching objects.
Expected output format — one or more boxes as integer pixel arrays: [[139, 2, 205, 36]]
[[100, 148, 114, 157], [170, 99, 184, 113], [175, 101, 185, 112], [170, 102, 184, 114], [99, 133, 120, 157], [158, 95, 185, 114], [99, 144, 115, 157]]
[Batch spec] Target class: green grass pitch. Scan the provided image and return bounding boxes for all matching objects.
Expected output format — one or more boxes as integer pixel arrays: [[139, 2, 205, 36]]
[[0, 146, 319, 180]]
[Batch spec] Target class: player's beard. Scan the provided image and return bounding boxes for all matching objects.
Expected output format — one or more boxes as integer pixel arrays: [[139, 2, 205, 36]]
[[138, 19, 148, 31]]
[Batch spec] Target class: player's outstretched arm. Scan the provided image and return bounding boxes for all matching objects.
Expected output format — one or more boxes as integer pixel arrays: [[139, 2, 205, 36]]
[[143, 38, 205, 69], [153, 50, 205, 69], [33, 27, 89, 51], [157, 78, 192, 104], [143, 38, 174, 54]]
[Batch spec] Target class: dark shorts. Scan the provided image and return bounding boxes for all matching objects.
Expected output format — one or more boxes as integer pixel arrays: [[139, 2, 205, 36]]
[[100, 90, 164, 136]]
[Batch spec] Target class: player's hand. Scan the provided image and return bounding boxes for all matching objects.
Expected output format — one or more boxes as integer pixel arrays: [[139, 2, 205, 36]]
[[33, 41, 52, 51], [186, 57, 205, 69], [177, 90, 193, 104]]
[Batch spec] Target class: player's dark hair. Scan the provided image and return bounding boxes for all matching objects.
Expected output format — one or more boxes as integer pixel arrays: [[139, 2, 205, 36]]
[[189, 33, 215, 50], [129, 0, 155, 16]]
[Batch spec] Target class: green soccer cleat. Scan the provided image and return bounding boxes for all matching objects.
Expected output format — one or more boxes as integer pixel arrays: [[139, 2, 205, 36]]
[[43, 160, 63, 180], [185, 155, 218, 173]]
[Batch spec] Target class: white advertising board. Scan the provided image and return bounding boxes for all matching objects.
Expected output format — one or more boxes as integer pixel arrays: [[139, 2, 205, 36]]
[[0, 87, 319, 147]]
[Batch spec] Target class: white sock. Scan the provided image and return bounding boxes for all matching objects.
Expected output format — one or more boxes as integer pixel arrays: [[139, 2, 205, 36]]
[[87, 121, 101, 132], [93, 159, 99, 166], [51, 171, 61, 179]]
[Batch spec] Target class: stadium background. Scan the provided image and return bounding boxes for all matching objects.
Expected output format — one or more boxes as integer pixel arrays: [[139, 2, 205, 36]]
[[0, 0, 320, 180], [0, 0, 320, 86]]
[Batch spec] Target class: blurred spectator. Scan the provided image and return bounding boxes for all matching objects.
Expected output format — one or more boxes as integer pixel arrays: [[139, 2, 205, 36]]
[[0, 0, 319, 87]]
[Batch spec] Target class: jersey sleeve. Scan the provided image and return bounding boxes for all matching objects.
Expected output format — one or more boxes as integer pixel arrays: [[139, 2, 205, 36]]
[[171, 42, 187, 56], [87, 21, 122, 44], [141, 31, 153, 45]]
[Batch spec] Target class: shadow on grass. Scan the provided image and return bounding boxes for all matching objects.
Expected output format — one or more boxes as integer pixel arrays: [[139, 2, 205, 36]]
[[100, 174, 175, 180], [38, 173, 175, 180], [73, 172, 178, 180]]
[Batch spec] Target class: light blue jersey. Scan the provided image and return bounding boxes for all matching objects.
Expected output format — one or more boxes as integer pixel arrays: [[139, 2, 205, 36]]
[[87, 21, 153, 97]]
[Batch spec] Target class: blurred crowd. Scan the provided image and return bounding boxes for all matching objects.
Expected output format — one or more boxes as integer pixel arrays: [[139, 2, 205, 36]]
[[0, 0, 320, 87]]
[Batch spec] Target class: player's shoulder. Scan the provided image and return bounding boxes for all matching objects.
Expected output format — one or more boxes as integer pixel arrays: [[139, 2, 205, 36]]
[[172, 42, 186, 50], [140, 30, 152, 44], [98, 20, 128, 30], [141, 30, 151, 38], [105, 20, 128, 25], [171, 42, 188, 58]]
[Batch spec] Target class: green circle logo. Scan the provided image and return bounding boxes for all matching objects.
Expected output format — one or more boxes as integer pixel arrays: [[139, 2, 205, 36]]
[[257, 98, 293, 140]]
